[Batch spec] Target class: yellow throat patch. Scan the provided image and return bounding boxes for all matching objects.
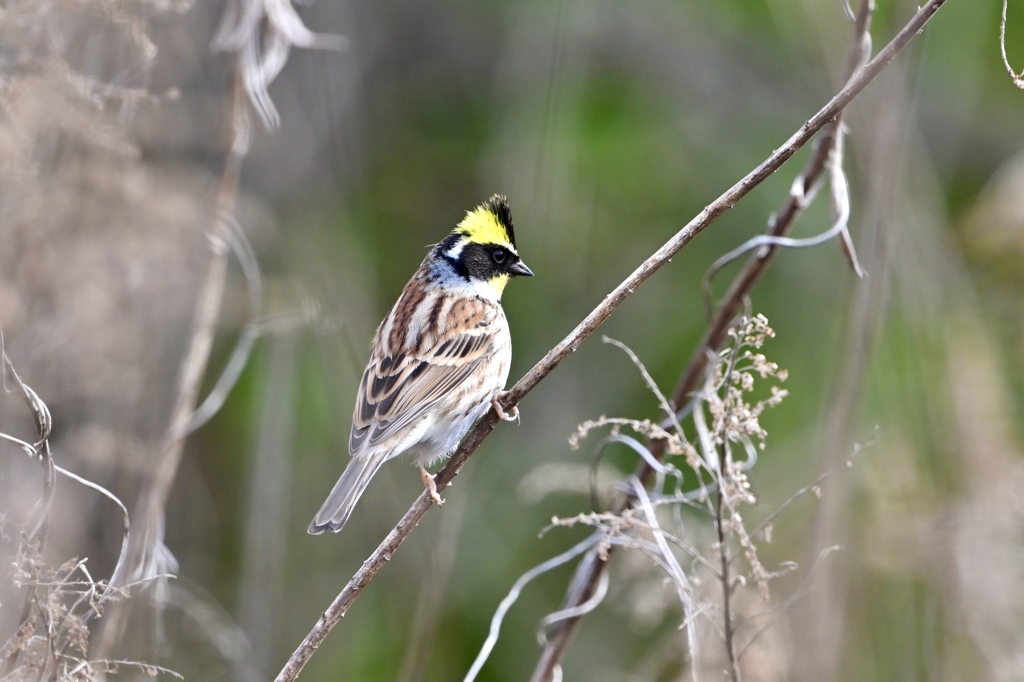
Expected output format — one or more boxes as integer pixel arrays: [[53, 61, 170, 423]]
[[488, 273, 510, 295]]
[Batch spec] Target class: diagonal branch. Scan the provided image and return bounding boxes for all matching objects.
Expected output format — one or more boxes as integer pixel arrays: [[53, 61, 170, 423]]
[[276, 0, 948, 678]]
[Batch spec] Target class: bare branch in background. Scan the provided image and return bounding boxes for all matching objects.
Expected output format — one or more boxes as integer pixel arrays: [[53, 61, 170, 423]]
[[275, 1, 949, 677], [463, 535, 604, 682], [187, 216, 263, 434], [701, 128, 860, 321], [213, 0, 347, 128], [94, 69, 242, 652], [1, 337, 55, 545], [1000, 0, 1024, 89], [1, 341, 55, 678]]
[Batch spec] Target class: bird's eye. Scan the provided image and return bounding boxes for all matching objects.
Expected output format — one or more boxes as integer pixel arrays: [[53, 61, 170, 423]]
[[492, 248, 506, 264]]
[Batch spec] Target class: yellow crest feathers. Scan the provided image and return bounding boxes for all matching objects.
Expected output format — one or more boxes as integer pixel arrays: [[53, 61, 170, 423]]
[[455, 194, 516, 247]]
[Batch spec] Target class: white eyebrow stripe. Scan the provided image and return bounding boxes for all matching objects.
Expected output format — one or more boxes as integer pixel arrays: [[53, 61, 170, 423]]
[[445, 239, 465, 260]]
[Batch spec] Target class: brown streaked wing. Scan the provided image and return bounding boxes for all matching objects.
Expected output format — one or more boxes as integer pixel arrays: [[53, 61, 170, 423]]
[[349, 298, 500, 457]]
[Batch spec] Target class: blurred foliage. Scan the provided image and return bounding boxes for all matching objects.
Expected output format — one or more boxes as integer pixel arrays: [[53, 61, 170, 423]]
[[2, 0, 1024, 680]]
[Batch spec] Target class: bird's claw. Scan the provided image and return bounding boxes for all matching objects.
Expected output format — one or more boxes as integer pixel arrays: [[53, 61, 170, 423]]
[[491, 393, 520, 424], [420, 466, 445, 506]]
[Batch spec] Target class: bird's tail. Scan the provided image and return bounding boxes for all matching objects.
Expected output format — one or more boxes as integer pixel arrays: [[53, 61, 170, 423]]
[[308, 452, 388, 534]]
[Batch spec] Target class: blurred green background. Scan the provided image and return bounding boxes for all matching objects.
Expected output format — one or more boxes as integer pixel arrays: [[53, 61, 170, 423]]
[[2, 0, 1024, 680]]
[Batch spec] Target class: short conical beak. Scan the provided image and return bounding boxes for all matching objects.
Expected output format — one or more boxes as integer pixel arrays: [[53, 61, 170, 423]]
[[510, 260, 534, 277]]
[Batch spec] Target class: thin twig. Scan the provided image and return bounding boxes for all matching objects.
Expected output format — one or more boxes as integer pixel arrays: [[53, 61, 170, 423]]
[[0, 342, 55, 677], [1000, 0, 1024, 89], [187, 215, 263, 433], [212, 0, 346, 128], [463, 535, 603, 682], [709, 322, 749, 682], [714, 447, 739, 682], [700, 139, 857, 319]]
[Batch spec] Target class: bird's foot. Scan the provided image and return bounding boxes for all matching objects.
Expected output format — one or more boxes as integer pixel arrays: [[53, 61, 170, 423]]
[[420, 466, 445, 506], [492, 392, 520, 424]]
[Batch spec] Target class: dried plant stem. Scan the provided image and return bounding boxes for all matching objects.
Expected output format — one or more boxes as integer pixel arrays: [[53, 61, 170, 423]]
[[1000, 0, 1024, 89], [278, 2, 946, 679], [714, 470, 739, 682], [94, 61, 250, 659], [1, 350, 55, 677]]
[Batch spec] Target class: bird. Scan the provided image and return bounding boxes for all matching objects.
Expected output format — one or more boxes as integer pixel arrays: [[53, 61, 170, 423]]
[[309, 195, 533, 534]]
